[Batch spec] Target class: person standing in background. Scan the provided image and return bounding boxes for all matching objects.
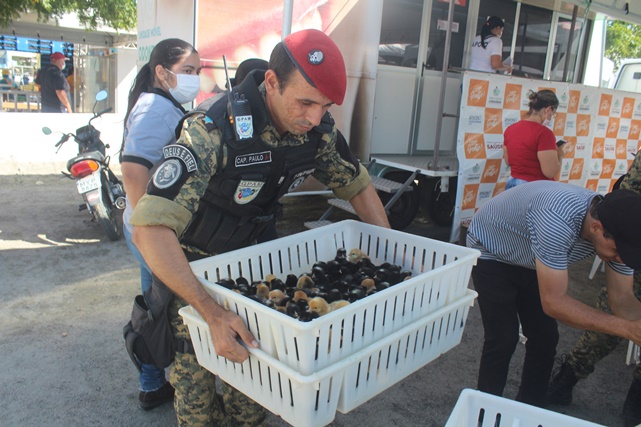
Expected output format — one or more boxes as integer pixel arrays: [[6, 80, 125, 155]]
[[502, 90, 564, 190], [38, 52, 72, 113], [120, 38, 201, 411], [470, 16, 513, 74]]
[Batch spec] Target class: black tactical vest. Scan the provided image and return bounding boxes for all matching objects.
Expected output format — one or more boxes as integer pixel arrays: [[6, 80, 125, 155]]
[[180, 71, 330, 254]]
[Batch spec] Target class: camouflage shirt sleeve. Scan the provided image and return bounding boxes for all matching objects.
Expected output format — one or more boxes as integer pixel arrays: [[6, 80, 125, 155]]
[[130, 114, 224, 236], [312, 124, 372, 200], [620, 151, 641, 195]]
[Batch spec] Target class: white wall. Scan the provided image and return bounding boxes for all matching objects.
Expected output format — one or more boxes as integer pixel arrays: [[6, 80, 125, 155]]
[[0, 47, 138, 176], [0, 112, 125, 175]]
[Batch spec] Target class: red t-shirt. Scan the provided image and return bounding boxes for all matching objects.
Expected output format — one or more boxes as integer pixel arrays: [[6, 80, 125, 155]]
[[503, 120, 557, 182]]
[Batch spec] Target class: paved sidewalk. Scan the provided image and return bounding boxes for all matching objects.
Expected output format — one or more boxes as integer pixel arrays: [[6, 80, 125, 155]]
[[0, 175, 633, 426]]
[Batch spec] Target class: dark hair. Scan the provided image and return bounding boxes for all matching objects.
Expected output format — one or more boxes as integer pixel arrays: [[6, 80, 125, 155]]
[[124, 38, 197, 126], [527, 89, 559, 114], [480, 16, 504, 49], [589, 195, 614, 238], [268, 42, 297, 93]]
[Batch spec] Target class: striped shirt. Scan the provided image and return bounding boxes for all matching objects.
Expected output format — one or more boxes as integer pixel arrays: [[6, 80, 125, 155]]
[[467, 181, 632, 275]]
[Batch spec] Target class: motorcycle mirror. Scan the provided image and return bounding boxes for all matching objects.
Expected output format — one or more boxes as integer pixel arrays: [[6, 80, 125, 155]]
[[42, 127, 52, 135], [95, 90, 108, 102]]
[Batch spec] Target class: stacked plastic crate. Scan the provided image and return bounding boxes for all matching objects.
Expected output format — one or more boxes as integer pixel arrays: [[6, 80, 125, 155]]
[[180, 220, 481, 427]]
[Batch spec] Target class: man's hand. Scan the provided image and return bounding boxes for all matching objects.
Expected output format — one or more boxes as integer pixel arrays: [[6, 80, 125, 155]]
[[628, 319, 641, 346], [204, 305, 259, 363], [133, 224, 259, 363], [350, 183, 391, 228]]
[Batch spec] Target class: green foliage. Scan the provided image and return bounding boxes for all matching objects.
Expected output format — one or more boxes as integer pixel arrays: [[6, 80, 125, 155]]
[[605, 20, 641, 71], [0, 0, 137, 31]]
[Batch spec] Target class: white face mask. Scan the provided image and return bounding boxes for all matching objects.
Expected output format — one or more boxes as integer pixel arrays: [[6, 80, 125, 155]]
[[165, 68, 200, 104], [542, 118, 551, 127]]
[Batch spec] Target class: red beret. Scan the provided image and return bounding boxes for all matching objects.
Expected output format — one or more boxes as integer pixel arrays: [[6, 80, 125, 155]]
[[50, 52, 66, 60], [283, 29, 346, 105]]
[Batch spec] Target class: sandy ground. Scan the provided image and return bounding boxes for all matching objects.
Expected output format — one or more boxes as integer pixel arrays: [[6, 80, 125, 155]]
[[0, 174, 636, 427]]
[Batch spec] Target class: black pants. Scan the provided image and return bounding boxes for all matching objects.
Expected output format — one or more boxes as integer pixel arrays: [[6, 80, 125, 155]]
[[472, 258, 559, 407]]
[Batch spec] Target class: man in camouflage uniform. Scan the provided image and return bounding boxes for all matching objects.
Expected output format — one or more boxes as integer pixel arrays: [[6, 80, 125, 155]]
[[548, 150, 641, 427], [130, 29, 390, 426]]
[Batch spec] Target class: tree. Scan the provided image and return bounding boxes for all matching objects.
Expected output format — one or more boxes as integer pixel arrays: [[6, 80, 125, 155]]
[[0, 0, 137, 31], [605, 20, 641, 71]]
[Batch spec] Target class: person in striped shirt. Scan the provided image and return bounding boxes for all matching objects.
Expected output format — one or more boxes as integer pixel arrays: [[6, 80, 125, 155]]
[[466, 180, 641, 408]]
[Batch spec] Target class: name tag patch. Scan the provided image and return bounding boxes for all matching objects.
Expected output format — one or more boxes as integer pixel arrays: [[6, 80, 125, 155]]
[[235, 180, 264, 204], [163, 144, 197, 172], [235, 151, 272, 167]]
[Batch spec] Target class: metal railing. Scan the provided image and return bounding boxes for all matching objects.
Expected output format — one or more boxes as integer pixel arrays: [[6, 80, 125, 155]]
[[1, 89, 41, 112]]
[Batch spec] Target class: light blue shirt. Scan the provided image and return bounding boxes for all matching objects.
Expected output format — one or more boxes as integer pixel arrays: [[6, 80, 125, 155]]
[[122, 92, 184, 232]]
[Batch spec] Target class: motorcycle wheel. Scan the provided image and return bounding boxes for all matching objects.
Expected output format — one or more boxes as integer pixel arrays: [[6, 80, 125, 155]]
[[425, 177, 457, 226], [93, 199, 122, 241], [376, 171, 420, 230]]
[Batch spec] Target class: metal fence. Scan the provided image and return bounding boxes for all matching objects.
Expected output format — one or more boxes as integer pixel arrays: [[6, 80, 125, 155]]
[[1, 89, 41, 112]]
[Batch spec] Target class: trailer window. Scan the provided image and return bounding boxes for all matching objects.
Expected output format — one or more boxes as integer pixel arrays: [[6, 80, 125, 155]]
[[378, 0, 423, 67], [512, 4, 553, 79], [425, 0, 469, 71], [549, 16, 584, 82]]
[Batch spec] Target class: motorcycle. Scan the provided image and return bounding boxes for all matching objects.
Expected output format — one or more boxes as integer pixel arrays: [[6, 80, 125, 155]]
[[42, 90, 126, 241]]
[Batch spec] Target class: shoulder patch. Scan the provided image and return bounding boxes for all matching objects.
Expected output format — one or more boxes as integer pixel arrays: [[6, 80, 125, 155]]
[[163, 144, 197, 173], [152, 159, 183, 189]]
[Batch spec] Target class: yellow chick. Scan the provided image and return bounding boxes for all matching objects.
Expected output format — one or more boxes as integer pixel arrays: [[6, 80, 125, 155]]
[[329, 300, 350, 312], [293, 290, 309, 303], [268, 289, 287, 305], [348, 248, 369, 263], [264, 273, 278, 284], [360, 278, 376, 294], [297, 274, 315, 289], [256, 283, 270, 300], [309, 297, 331, 316]]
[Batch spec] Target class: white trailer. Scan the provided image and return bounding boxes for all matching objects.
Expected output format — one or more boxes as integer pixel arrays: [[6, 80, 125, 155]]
[[138, 0, 641, 239]]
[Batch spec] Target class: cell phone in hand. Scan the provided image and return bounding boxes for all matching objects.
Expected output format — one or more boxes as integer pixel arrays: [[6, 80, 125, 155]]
[[557, 140, 567, 147]]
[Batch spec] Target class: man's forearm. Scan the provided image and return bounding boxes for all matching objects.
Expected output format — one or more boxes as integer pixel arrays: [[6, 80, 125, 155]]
[[349, 184, 390, 228], [56, 90, 72, 112], [133, 225, 221, 320]]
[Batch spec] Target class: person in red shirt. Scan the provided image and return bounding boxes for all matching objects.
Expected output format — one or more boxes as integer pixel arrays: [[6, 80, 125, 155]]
[[503, 90, 565, 189]]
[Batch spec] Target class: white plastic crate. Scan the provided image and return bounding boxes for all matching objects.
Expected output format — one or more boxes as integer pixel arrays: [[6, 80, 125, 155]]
[[179, 290, 477, 427], [445, 389, 605, 427], [189, 220, 480, 374]]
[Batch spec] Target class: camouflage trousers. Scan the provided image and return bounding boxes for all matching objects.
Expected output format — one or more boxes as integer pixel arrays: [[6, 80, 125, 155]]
[[567, 272, 641, 380], [168, 296, 267, 427]]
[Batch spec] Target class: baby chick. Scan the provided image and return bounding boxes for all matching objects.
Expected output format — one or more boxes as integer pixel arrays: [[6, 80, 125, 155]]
[[256, 283, 270, 300], [293, 290, 310, 303], [348, 248, 369, 263], [297, 274, 315, 289], [268, 289, 287, 306], [308, 297, 331, 317], [360, 278, 376, 295], [264, 273, 278, 284], [329, 299, 350, 312]]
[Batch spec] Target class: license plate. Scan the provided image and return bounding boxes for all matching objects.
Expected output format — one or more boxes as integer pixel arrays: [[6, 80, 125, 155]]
[[76, 172, 101, 194]]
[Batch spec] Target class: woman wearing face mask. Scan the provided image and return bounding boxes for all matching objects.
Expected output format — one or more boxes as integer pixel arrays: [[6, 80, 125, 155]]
[[502, 89, 564, 190], [120, 38, 200, 410]]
